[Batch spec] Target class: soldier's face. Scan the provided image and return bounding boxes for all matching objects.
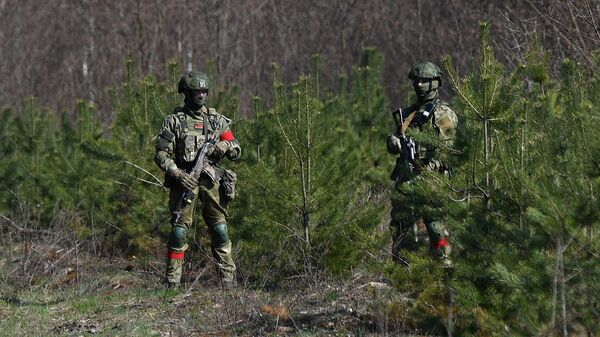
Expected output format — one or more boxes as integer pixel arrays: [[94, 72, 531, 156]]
[[190, 88, 209, 106], [413, 78, 438, 97]]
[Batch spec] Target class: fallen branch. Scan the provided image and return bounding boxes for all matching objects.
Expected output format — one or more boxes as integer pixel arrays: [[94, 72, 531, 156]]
[[0, 214, 53, 235]]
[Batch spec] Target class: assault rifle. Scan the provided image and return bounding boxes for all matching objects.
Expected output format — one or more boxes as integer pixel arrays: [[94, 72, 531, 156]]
[[173, 127, 219, 224], [391, 107, 417, 164], [392, 108, 420, 243]]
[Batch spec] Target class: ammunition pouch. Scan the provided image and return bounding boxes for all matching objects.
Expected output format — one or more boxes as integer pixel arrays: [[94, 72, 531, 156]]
[[219, 169, 237, 201], [202, 164, 218, 182]]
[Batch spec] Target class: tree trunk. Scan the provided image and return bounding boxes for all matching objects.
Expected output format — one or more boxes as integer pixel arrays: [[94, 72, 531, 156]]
[[559, 237, 567, 337], [484, 117, 491, 209], [551, 239, 559, 330]]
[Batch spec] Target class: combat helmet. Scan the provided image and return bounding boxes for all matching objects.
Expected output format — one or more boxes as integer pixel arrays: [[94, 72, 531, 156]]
[[408, 62, 443, 87], [178, 70, 211, 93]]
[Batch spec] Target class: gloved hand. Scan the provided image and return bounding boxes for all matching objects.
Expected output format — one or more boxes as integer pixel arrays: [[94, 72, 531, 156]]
[[387, 134, 402, 155], [207, 141, 230, 159], [172, 168, 198, 190]]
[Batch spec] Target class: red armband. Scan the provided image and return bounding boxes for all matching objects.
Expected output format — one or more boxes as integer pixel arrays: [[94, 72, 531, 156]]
[[167, 250, 185, 260], [220, 130, 235, 141], [433, 237, 450, 249]]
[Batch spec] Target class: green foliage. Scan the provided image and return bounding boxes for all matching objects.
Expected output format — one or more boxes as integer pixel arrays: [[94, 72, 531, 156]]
[[432, 22, 600, 336], [230, 50, 389, 284], [1, 28, 599, 335]]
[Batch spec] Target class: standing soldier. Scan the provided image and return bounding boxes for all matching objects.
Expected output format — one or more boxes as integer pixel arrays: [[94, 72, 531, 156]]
[[155, 70, 241, 288], [387, 61, 458, 267]]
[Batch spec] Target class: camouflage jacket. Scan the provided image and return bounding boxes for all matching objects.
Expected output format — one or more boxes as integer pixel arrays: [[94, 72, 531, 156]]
[[155, 105, 241, 180], [387, 98, 457, 181]]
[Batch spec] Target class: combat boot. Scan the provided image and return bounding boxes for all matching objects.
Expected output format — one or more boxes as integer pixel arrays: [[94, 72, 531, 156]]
[[219, 277, 237, 290]]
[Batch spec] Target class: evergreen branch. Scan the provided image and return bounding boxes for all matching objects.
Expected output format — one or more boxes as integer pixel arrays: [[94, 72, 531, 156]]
[[543, 187, 569, 233], [81, 141, 123, 162], [448, 194, 469, 202], [244, 172, 302, 214], [447, 187, 487, 202], [572, 236, 600, 258], [152, 95, 164, 118], [425, 170, 482, 202], [564, 268, 583, 283], [123, 160, 165, 189], [269, 220, 307, 245], [473, 179, 490, 200], [445, 65, 484, 120], [488, 76, 500, 113], [592, 159, 600, 172], [274, 112, 300, 161]]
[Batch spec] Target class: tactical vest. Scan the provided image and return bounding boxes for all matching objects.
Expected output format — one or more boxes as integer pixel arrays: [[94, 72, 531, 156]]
[[391, 99, 455, 181], [173, 107, 223, 168]]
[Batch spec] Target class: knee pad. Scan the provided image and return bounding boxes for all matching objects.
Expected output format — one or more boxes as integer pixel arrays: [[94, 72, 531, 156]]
[[168, 224, 188, 249], [210, 222, 230, 246], [426, 221, 448, 243]]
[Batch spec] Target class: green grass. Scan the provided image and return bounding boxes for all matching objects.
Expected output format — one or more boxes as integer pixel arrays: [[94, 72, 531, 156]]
[[72, 296, 100, 314]]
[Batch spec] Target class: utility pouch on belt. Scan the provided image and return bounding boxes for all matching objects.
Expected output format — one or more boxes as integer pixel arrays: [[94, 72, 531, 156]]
[[220, 169, 237, 201], [202, 165, 218, 182]]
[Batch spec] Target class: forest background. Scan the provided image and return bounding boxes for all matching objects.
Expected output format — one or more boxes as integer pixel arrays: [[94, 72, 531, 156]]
[[1, 1, 599, 336]]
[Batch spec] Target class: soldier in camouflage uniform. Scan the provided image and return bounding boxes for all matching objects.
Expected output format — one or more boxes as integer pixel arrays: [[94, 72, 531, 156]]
[[155, 70, 241, 287], [386, 62, 458, 267]]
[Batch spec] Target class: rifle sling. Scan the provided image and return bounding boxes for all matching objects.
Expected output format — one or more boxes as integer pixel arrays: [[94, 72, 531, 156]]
[[401, 110, 417, 134]]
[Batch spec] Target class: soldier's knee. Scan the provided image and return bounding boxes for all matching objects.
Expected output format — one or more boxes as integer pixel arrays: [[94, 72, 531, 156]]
[[426, 221, 449, 241], [169, 224, 188, 249], [210, 222, 230, 246]]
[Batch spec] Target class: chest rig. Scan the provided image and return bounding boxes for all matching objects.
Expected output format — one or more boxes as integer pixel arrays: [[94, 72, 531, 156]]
[[410, 100, 438, 130], [174, 108, 218, 165], [408, 100, 439, 163]]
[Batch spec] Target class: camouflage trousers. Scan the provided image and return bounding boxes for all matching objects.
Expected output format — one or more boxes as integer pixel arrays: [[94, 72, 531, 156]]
[[166, 174, 236, 286], [389, 179, 452, 267]]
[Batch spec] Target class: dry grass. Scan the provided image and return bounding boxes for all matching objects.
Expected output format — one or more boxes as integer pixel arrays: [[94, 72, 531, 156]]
[[0, 206, 433, 336]]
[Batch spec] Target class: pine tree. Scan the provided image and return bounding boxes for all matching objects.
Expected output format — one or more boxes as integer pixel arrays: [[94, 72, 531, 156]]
[[229, 49, 390, 283], [434, 24, 600, 336]]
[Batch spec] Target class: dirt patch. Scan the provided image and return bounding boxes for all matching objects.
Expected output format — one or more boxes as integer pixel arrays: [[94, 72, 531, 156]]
[[53, 319, 101, 335]]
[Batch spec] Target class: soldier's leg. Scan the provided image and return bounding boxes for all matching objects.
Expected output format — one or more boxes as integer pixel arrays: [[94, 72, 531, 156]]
[[165, 185, 198, 286], [424, 217, 452, 267], [389, 198, 415, 265], [198, 176, 236, 285]]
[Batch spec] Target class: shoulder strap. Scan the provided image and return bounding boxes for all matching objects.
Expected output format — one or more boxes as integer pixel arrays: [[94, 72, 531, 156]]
[[174, 108, 187, 137], [401, 110, 418, 134], [422, 100, 438, 118]]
